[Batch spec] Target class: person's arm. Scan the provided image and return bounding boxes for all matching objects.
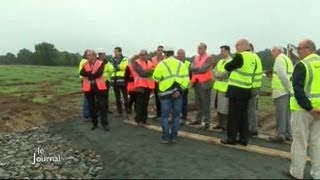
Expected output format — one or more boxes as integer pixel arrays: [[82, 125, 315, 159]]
[[274, 58, 291, 92], [225, 53, 243, 72], [292, 62, 313, 111], [152, 63, 162, 82], [79, 63, 104, 80], [133, 62, 149, 77], [193, 57, 214, 74]]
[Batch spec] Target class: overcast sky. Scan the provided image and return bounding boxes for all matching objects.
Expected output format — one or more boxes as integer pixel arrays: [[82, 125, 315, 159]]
[[1, 0, 319, 57]]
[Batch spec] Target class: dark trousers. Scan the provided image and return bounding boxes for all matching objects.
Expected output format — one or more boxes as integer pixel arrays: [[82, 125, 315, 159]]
[[227, 98, 249, 141], [154, 83, 161, 117], [181, 90, 188, 119], [135, 89, 151, 123], [86, 91, 108, 127], [113, 85, 129, 114], [105, 81, 110, 112], [128, 91, 136, 114]]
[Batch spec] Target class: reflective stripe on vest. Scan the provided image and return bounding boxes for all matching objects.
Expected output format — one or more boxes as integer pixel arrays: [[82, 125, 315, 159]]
[[271, 54, 294, 91], [110, 57, 128, 78], [228, 51, 256, 89], [213, 58, 231, 92], [191, 53, 212, 83], [134, 59, 155, 89], [290, 54, 320, 111], [82, 60, 107, 92]]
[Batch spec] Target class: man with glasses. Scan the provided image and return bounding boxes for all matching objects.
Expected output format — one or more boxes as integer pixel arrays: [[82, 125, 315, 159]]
[[268, 46, 293, 143], [287, 39, 320, 179], [133, 50, 155, 127]]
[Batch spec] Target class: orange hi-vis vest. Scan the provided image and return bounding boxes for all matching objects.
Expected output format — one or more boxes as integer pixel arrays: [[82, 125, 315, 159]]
[[127, 65, 137, 92], [134, 59, 155, 89], [191, 53, 212, 83], [82, 60, 107, 92], [151, 56, 163, 68]]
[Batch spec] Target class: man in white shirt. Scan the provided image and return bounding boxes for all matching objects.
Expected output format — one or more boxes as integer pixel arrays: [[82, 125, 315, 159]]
[[269, 46, 294, 143]]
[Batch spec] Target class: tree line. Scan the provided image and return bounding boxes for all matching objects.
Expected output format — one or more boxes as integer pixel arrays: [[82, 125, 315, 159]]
[[1, 42, 319, 70]]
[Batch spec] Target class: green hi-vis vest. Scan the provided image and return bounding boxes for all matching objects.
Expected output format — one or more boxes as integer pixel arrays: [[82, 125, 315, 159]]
[[271, 54, 293, 91], [106, 57, 129, 84], [213, 58, 232, 92], [252, 53, 263, 88], [152, 57, 190, 95], [290, 54, 320, 111], [228, 51, 256, 89]]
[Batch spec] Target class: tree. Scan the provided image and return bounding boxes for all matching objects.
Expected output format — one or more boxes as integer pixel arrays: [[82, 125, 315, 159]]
[[33, 42, 59, 66], [17, 48, 33, 64]]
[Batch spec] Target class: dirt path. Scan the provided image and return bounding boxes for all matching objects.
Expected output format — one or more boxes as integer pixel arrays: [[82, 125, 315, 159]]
[[50, 116, 312, 179]]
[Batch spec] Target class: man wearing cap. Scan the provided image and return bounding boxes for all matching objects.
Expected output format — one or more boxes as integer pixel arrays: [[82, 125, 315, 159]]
[[153, 46, 190, 143], [190, 43, 215, 130]]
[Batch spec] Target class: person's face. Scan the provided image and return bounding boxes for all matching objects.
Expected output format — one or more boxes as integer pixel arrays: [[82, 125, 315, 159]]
[[98, 53, 106, 60], [139, 51, 148, 61], [271, 48, 280, 59], [114, 49, 121, 58], [86, 52, 96, 62], [156, 47, 163, 56], [177, 50, 185, 60], [235, 42, 244, 53], [197, 45, 206, 55], [220, 48, 229, 58], [297, 42, 312, 59]]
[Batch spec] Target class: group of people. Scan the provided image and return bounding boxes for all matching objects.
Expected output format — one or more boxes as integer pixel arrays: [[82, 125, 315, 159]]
[[79, 38, 320, 179]]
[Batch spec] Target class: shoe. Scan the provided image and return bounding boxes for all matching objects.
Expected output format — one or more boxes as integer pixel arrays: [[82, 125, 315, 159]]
[[204, 123, 210, 130], [282, 170, 298, 180], [189, 121, 201, 125], [91, 125, 98, 131], [250, 131, 259, 136], [237, 139, 248, 146], [269, 136, 286, 143], [220, 139, 237, 145], [286, 137, 293, 141], [103, 125, 110, 131]]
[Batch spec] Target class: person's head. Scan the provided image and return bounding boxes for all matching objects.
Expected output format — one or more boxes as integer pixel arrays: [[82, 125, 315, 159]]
[[220, 45, 230, 58], [139, 49, 148, 61], [98, 52, 106, 60], [197, 43, 207, 55], [249, 43, 254, 52], [155, 45, 164, 57], [271, 46, 284, 59], [297, 39, 316, 59], [130, 55, 139, 64], [83, 49, 90, 58], [86, 50, 97, 62], [177, 49, 186, 61], [235, 39, 250, 53], [114, 47, 122, 58]]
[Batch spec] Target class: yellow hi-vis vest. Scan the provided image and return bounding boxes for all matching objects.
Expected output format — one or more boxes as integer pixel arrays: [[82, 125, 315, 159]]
[[252, 53, 263, 88], [78, 58, 87, 78], [152, 57, 190, 95], [103, 62, 112, 81], [213, 58, 232, 92], [228, 51, 256, 89], [271, 54, 294, 91], [290, 54, 320, 111], [106, 57, 129, 84]]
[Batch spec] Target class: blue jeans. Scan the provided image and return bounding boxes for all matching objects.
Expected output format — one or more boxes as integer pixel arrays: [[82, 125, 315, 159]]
[[83, 95, 90, 119], [160, 96, 182, 141]]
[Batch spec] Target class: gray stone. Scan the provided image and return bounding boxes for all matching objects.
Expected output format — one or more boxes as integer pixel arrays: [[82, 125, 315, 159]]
[[20, 145, 33, 151], [19, 170, 29, 178], [7, 150, 16, 155], [0, 167, 6, 175], [3, 155, 14, 160], [15, 160, 24, 166], [2, 115, 10, 120], [44, 171, 55, 179]]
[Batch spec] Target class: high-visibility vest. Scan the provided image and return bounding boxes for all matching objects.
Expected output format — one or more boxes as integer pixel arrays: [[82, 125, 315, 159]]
[[79, 58, 87, 78], [152, 57, 190, 96], [228, 51, 256, 89], [134, 59, 155, 89], [183, 60, 191, 68], [191, 53, 213, 83], [213, 57, 232, 92], [290, 54, 320, 111], [103, 62, 112, 81], [82, 60, 107, 92], [271, 54, 294, 91], [107, 57, 129, 84], [252, 53, 263, 88], [151, 56, 163, 68], [127, 65, 137, 92]]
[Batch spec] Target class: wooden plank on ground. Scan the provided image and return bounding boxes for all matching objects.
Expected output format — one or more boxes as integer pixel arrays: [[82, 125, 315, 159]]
[[123, 120, 310, 162]]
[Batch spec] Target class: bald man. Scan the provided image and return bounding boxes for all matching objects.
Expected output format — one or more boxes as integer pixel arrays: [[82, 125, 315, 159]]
[[287, 39, 320, 179], [269, 46, 293, 143], [221, 39, 257, 146]]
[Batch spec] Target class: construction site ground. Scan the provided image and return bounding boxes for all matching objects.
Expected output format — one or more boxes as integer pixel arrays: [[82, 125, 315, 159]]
[[0, 65, 312, 178]]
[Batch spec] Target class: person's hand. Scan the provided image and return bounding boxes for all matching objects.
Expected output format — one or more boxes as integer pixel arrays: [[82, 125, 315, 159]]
[[310, 108, 320, 118], [172, 91, 181, 98]]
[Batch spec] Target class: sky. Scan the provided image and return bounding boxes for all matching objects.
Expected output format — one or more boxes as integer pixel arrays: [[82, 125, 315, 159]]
[[0, 0, 319, 57]]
